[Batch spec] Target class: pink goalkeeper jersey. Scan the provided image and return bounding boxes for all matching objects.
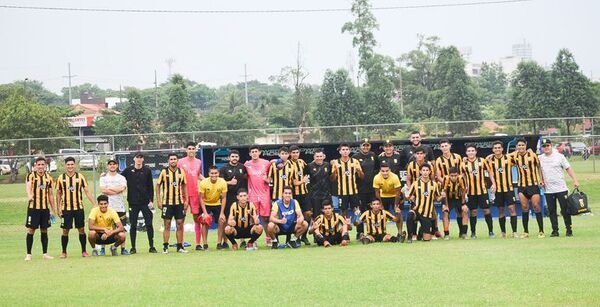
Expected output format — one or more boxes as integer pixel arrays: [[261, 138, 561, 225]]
[[178, 157, 201, 195], [244, 158, 270, 196]]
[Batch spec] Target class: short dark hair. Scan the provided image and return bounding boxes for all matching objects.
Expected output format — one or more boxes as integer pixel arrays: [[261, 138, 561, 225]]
[[410, 131, 420, 136], [289, 145, 300, 152], [283, 185, 293, 193], [465, 143, 477, 151], [97, 194, 109, 203], [413, 146, 425, 154], [35, 157, 47, 164], [380, 161, 390, 168], [439, 138, 450, 145], [322, 199, 332, 208], [64, 157, 75, 163], [371, 198, 382, 205], [420, 163, 431, 171], [208, 165, 219, 171], [229, 149, 240, 156], [339, 143, 350, 150], [492, 140, 504, 148], [249, 145, 260, 151], [449, 166, 459, 174], [168, 152, 178, 159], [516, 138, 527, 145], [237, 188, 248, 195], [278, 146, 289, 153], [185, 142, 196, 148], [314, 148, 324, 154]]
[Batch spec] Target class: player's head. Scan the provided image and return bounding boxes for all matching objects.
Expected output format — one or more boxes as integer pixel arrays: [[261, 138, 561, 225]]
[[228, 150, 240, 165], [249, 145, 261, 160], [449, 166, 459, 181], [541, 139, 553, 154], [465, 143, 477, 158], [107, 159, 118, 172], [420, 163, 432, 179], [168, 153, 178, 167], [133, 152, 144, 166], [414, 146, 425, 162], [439, 139, 451, 154], [236, 188, 248, 204], [313, 148, 325, 163], [208, 165, 219, 180], [383, 140, 394, 154], [64, 156, 76, 172], [516, 138, 527, 153], [338, 143, 350, 157], [97, 194, 109, 212], [282, 186, 293, 202], [360, 139, 371, 153], [492, 140, 504, 155], [321, 199, 333, 216], [289, 145, 300, 160], [34, 157, 47, 173], [410, 131, 421, 146], [278, 147, 289, 160], [185, 142, 197, 157], [370, 198, 382, 211], [380, 161, 390, 178]]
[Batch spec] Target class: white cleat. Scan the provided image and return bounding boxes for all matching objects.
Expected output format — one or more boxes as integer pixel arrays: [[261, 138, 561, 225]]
[[24, 254, 32, 261], [42, 253, 54, 260]]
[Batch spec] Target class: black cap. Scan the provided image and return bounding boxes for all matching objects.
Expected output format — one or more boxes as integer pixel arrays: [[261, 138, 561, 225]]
[[361, 138, 371, 146], [541, 139, 552, 146], [107, 159, 118, 164], [383, 140, 393, 146], [134, 152, 144, 158]]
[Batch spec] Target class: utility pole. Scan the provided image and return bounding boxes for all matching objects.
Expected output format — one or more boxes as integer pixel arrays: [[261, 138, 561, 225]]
[[119, 84, 123, 104], [398, 67, 404, 116], [62, 62, 77, 104], [244, 64, 249, 104], [23, 78, 28, 96], [154, 70, 159, 120], [165, 58, 175, 78]]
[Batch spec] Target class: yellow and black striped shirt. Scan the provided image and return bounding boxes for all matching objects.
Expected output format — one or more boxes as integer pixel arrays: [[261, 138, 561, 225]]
[[315, 213, 345, 236], [406, 160, 435, 184], [464, 157, 490, 196], [157, 167, 187, 205], [27, 172, 54, 209], [513, 152, 541, 187], [56, 172, 88, 211], [359, 209, 395, 235], [409, 179, 440, 218], [289, 159, 308, 196], [435, 153, 464, 179], [489, 155, 514, 193], [268, 160, 293, 200], [229, 202, 257, 228], [443, 175, 466, 200], [333, 158, 360, 196]]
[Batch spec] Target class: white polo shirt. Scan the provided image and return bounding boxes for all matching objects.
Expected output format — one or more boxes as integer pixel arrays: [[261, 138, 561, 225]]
[[538, 150, 571, 194], [99, 172, 127, 212]]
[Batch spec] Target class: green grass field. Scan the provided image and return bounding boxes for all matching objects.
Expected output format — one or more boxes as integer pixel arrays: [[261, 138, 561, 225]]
[[1, 158, 599, 306]]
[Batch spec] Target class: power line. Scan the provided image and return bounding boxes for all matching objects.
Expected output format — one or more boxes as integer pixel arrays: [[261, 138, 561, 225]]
[[0, 0, 532, 14]]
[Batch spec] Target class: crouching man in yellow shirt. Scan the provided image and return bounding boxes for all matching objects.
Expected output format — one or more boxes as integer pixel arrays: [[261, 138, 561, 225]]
[[88, 195, 126, 256]]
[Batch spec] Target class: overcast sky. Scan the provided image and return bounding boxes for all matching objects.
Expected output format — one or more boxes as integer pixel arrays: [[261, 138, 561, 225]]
[[0, 0, 598, 94]]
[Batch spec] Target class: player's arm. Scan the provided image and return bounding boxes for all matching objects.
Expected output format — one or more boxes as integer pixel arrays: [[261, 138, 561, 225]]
[[565, 166, 580, 189], [354, 211, 366, 226], [312, 217, 322, 234], [354, 160, 364, 179], [56, 182, 63, 216], [47, 184, 56, 216], [269, 208, 283, 224], [227, 206, 236, 227], [83, 185, 97, 206], [295, 204, 304, 224], [112, 221, 124, 235], [100, 183, 116, 195], [198, 191, 208, 216], [218, 192, 227, 223], [251, 207, 260, 226], [155, 180, 162, 209], [406, 167, 413, 187], [25, 177, 33, 202], [408, 183, 416, 204], [485, 160, 496, 193], [329, 160, 339, 180], [88, 218, 106, 233], [534, 154, 545, 186], [146, 168, 154, 204]]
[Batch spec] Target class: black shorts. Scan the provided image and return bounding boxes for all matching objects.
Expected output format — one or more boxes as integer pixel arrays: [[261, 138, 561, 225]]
[[295, 194, 311, 212], [61, 209, 85, 229], [381, 197, 397, 213], [94, 232, 117, 245], [494, 191, 516, 207], [161, 204, 185, 220], [338, 195, 360, 211], [447, 199, 463, 210], [234, 226, 252, 239], [369, 233, 387, 242], [206, 205, 222, 220], [467, 194, 490, 210], [317, 233, 343, 246], [358, 193, 375, 210], [416, 214, 433, 234], [519, 185, 540, 200], [308, 195, 329, 215], [25, 208, 51, 229], [117, 212, 128, 231], [278, 222, 297, 235]]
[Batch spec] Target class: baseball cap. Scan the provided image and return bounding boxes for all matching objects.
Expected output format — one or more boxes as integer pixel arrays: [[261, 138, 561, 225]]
[[361, 138, 371, 146], [107, 159, 118, 164], [134, 152, 144, 158], [541, 139, 552, 146], [383, 140, 393, 147]]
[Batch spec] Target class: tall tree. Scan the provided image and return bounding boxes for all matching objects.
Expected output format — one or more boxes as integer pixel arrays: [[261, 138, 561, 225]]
[[316, 69, 361, 141], [159, 74, 195, 137], [551, 49, 599, 134], [362, 54, 401, 124], [120, 89, 154, 149], [0, 80, 63, 105], [342, 0, 379, 83]]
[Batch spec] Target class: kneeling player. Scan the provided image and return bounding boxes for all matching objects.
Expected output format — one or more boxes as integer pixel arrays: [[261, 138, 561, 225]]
[[88, 195, 126, 256], [407, 164, 443, 242], [354, 198, 401, 244], [312, 200, 350, 247], [224, 189, 263, 251], [266, 186, 308, 249]]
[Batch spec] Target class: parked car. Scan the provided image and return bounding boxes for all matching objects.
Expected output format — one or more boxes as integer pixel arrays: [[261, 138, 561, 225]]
[[0, 161, 11, 175], [58, 148, 87, 160], [79, 155, 98, 170], [570, 142, 588, 155]]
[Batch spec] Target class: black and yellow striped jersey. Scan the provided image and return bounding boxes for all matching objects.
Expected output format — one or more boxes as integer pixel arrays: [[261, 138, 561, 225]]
[[512, 152, 541, 187], [229, 202, 257, 228], [268, 160, 293, 200], [359, 209, 395, 235], [435, 153, 464, 178], [56, 172, 88, 211], [443, 175, 466, 200], [157, 167, 187, 205], [289, 159, 308, 196], [27, 172, 54, 210], [464, 157, 490, 196], [409, 179, 440, 218], [332, 158, 361, 196], [489, 155, 515, 192], [406, 160, 435, 184], [315, 213, 345, 236]]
